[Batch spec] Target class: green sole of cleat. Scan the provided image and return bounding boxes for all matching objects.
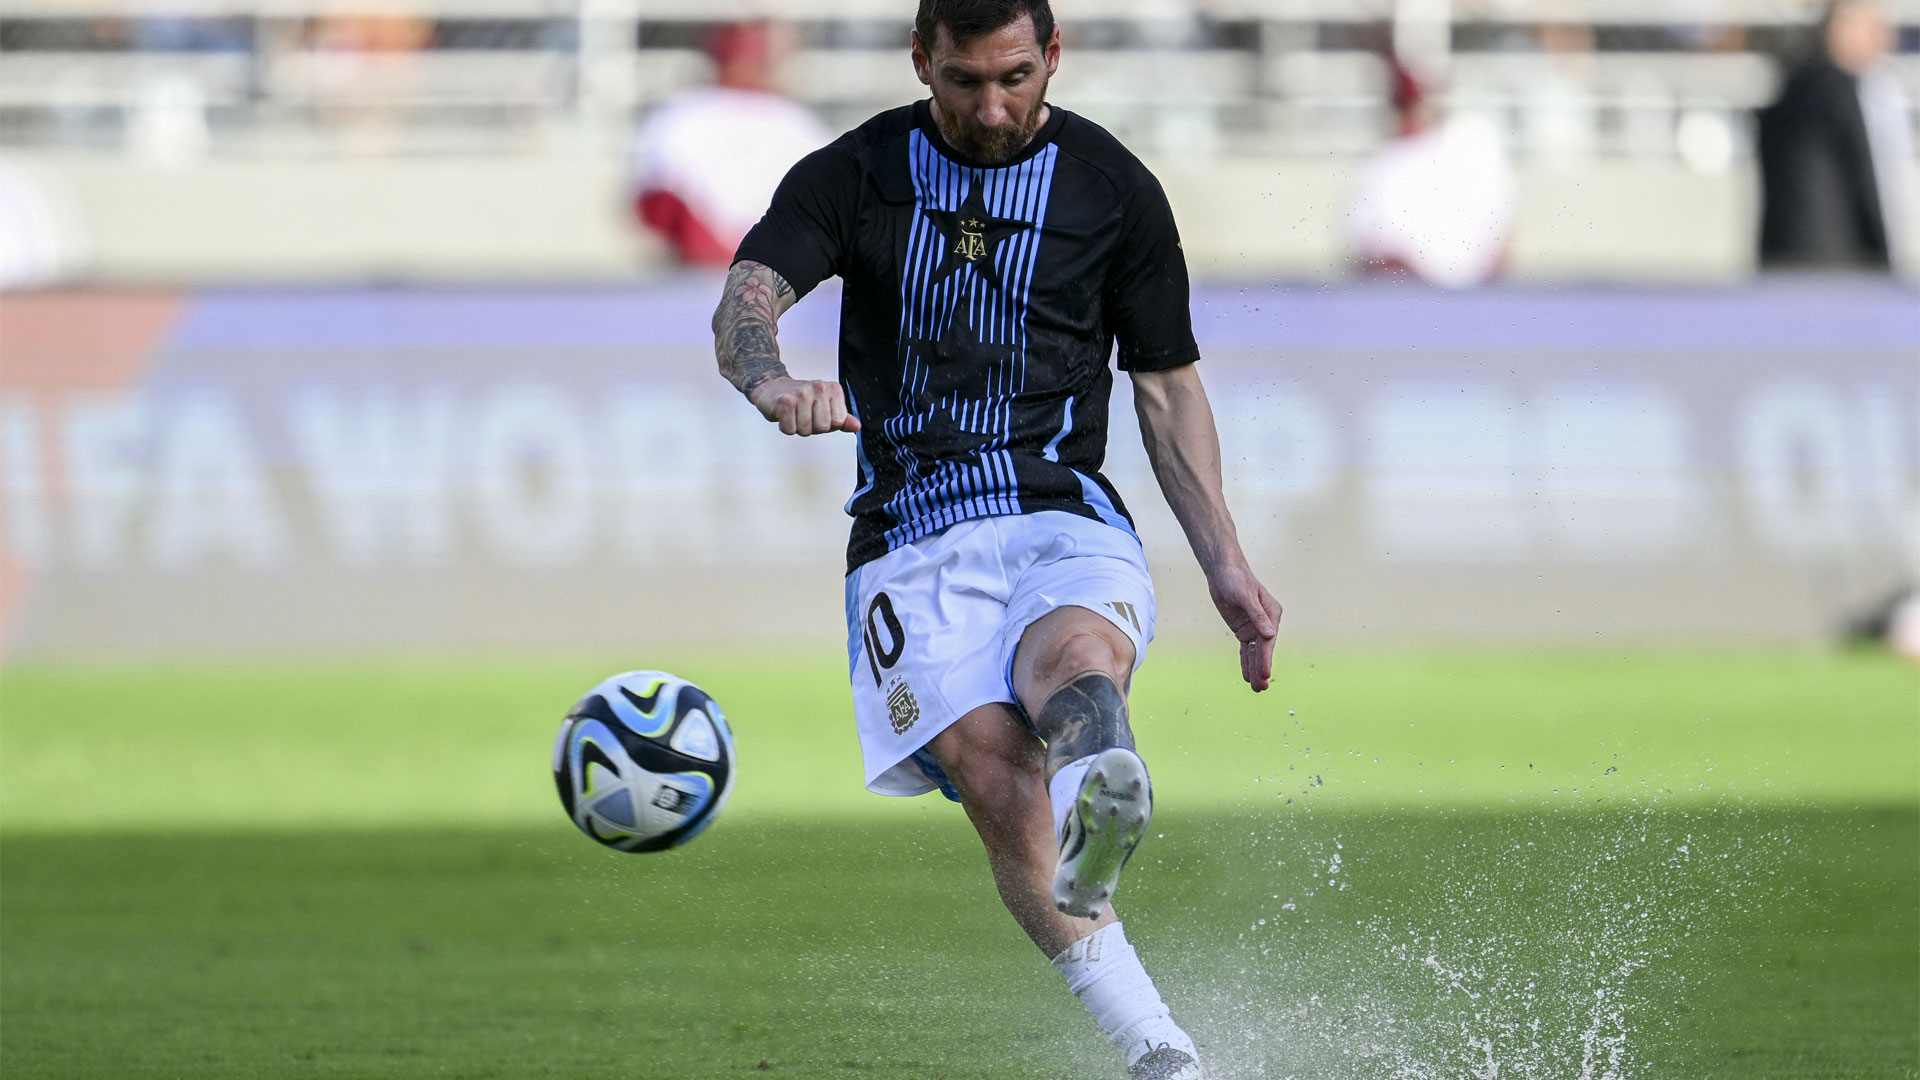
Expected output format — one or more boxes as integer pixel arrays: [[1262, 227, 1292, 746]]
[[1072, 796, 1144, 892], [1053, 747, 1152, 918]]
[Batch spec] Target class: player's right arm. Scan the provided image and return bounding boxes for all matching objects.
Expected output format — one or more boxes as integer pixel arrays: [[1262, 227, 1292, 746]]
[[712, 259, 859, 436]]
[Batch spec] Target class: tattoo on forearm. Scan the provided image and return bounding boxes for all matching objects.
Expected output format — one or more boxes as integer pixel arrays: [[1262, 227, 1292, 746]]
[[727, 321, 783, 395], [1034, 673, 1135, 774], [713, 262, 794, 396]]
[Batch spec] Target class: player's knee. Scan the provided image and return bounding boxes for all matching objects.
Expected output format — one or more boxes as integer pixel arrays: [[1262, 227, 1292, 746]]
[[1034, 628, 1126, 691]]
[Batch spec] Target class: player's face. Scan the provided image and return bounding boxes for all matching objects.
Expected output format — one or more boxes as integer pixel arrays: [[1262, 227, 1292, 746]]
[[913, 16, 1061, 166]]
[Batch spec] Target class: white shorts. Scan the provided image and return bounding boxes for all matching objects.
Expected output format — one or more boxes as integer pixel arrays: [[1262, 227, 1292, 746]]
[[844, 510, 1157, 799]]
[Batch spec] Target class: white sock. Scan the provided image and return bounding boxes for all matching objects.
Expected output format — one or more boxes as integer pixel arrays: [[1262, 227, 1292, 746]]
[[1051, 922, 1198, 1066], [1048, 755, 1095, 838]]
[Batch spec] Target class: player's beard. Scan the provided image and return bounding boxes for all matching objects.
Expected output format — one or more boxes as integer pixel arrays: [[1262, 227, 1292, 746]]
[[939, 85, 1049, 166]]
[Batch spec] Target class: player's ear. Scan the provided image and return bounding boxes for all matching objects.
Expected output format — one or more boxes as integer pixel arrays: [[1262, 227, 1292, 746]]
[[1043, 24, 1060, 75], [910, 29, 934, 86]]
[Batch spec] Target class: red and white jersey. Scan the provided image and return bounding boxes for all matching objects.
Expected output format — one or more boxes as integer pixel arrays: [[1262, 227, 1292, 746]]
[[630, 87, 832, 264], [1345, 117, 1516, 289]]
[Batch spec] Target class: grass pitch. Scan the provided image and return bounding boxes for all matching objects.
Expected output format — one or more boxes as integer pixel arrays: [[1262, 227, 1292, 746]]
[[2, 649, 1915, 1079]]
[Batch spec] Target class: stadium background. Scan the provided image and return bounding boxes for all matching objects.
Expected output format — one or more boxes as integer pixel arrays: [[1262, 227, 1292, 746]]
[[1, 2, 1916, 1078]]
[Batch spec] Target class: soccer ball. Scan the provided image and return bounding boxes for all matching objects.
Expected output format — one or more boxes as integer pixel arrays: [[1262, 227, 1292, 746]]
[[552, 670, 735, 853]]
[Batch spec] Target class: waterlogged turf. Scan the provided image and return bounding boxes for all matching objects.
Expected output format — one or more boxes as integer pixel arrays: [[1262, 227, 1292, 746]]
[[2, 650, 1916, 1078], [2, 812, 1913, 1079]]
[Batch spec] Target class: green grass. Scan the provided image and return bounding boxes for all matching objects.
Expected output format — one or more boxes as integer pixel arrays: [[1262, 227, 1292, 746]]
[[2, 649, 1916, 1079], [3, 649, 1912, 830]]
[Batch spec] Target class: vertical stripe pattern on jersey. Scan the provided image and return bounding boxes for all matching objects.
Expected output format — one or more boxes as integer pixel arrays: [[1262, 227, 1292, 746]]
[[882, 132, 1059, 551]]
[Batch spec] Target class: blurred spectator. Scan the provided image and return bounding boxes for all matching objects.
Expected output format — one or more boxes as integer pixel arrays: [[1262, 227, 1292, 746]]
[[132, 16, 252, 52], [1662, 0, 1748, 52], [306, 13, 434, 53], [1526, 22, 1600, 170], [628, 22, 830, 267], [295, 12, 435, 155], [1757, 0, 1914, 273], [1345, 59, 1516, 288]]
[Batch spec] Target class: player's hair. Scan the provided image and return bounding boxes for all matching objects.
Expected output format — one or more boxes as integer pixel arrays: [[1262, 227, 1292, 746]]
[[914, 0, 1055, 51]]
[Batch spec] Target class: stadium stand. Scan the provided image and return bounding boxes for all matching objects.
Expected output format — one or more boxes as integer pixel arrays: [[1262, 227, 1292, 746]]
[[0, 0, 1913, 278], [2, 1, 1912, 152]]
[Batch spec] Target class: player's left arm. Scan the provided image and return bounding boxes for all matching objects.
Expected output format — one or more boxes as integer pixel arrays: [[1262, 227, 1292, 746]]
[[1132, 363, 1283, 691]]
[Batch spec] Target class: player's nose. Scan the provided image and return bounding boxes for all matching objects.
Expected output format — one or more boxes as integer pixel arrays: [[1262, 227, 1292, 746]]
[[977, 87, 1012, 127]]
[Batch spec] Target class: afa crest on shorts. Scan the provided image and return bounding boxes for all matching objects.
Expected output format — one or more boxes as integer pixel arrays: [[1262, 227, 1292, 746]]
[[885, 677, 920, 735]]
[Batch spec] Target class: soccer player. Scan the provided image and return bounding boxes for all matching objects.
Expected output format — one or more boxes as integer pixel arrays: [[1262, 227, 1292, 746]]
[[710, 3, 1280, 1076]]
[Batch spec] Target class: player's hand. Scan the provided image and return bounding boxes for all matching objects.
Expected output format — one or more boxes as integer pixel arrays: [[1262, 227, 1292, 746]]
[[1206, 562, 1282, 692], [747, 377, 862, 436]]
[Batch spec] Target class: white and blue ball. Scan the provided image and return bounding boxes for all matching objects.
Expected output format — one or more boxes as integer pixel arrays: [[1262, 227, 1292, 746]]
[[552, 670, 735, 853]]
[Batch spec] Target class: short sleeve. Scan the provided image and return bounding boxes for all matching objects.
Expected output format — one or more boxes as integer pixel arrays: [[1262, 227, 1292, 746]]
[[734, 142, 860, 300], [1105, 169, 1200, 372]]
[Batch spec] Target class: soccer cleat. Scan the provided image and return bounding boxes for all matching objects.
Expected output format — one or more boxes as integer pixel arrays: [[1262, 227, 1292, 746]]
[[1129, 1046, 1204, 1080], [1053, 746, 1152, 919]]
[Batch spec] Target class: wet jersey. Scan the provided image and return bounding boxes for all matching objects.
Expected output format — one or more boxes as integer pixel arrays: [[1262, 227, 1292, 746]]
[[736, 100, 1198, 573]]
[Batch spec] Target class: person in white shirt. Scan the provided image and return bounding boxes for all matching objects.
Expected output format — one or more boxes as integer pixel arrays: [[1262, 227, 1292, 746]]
[[629, 22, 832, 267], [1345, 58, 1517, 289]]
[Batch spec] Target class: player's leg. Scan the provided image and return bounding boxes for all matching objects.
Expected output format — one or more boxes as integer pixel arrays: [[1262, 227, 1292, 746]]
[[921, 701, 1113, 957], [1009, 606, 1202, 1079], [1011, 605, 1150, 918], [1014, 604, 1138, 774], [922, 698, 1199, 1079]]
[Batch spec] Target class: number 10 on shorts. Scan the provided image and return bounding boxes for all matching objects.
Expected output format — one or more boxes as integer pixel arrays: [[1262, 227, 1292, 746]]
[[863, 592, 906, 687]]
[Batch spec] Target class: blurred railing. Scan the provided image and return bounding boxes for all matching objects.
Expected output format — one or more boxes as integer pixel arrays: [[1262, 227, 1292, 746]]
[[2, 0, 1916, 164]]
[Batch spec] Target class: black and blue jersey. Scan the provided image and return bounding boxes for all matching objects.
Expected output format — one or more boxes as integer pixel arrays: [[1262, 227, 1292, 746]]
[[736, 99, 1199, 573]]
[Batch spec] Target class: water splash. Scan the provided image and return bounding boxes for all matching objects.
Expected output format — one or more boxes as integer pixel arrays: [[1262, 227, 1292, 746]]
[[1154, 805, 1764, 1080]]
